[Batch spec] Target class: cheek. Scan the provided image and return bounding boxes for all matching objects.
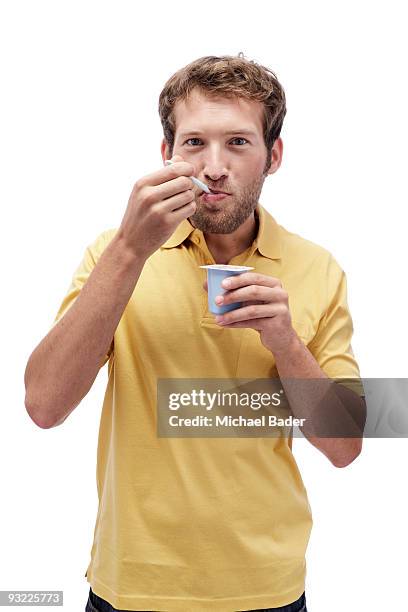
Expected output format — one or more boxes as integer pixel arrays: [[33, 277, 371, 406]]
[[236, 159, 265, 182], [235, 165, 253, 182]]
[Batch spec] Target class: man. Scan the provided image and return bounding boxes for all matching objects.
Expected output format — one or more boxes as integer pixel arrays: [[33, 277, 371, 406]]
[[24, 54, 365, 612]]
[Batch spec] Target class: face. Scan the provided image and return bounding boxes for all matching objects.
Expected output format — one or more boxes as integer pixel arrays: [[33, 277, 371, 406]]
[[161, 88, 283, 234]]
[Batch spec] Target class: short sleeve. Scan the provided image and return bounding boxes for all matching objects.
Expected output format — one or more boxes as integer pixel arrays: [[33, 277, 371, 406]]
[[307, 257, 365, 397], [52, 229, 117, 368]]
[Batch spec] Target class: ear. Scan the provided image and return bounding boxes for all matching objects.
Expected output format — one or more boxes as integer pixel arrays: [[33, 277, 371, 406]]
[[161, 139, 171, 164], [266, 137, 283, 176]]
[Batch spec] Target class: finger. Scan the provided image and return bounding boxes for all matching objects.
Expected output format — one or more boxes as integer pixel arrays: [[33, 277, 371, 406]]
[[216, 303, 286, 324], [169, 154, 185, 163], [202, 279, 208, 292], [220, 272, 282, 291], [215, 318, 268, 329], [150, 175, 196, 202], [158, 189, 196, 214], [168, 199, 197, 224], [138, 160, 196, 188], [217, 285, 285, 305], [215, 299, 264, 309]]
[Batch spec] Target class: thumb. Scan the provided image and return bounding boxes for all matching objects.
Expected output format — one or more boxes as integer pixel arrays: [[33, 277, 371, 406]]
[[202, 279, 208, 292]]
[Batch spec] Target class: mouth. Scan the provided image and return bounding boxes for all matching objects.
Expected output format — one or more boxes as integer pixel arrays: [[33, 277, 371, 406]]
[[201, 188, 231, 196], [200, 191, 231, 204]]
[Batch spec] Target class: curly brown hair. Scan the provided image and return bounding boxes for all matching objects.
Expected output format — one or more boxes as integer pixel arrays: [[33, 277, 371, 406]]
[[158, 53, 287, 169]]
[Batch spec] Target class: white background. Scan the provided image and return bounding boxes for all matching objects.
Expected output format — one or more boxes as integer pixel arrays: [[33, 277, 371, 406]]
[[1, 1, 407, 610]]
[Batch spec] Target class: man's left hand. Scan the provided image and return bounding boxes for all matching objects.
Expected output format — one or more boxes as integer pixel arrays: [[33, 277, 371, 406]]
[[203, 272, 298, 356]]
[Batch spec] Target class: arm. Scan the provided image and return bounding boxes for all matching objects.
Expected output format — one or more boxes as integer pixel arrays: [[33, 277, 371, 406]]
[[24, 155, 197, 429], [272, 335, 366, 467], [24, 235, 146, 428], [209, 261, 365, 467]]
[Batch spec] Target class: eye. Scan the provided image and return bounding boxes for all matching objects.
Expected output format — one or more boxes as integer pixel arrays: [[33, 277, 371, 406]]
[[230, 137, 248, 145], [184, 136, 248, 147], [184, 138, 203, 146]]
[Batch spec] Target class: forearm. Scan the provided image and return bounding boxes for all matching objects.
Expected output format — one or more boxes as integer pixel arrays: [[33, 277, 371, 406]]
[[273, 333, 366, 467], [24, 232, 146, 428]]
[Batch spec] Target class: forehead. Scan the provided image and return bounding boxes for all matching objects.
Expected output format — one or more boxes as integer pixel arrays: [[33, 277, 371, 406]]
[[172, 88, 264, 135]]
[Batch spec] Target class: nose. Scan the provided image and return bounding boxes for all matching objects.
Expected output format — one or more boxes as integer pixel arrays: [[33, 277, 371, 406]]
[[202, 149, 229, 182]]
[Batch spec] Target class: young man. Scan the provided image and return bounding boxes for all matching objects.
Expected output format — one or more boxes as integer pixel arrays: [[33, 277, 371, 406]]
[[24, 55, 365, 612]]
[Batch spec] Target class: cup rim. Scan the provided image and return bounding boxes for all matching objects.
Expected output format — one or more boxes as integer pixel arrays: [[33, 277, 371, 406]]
[[199, 264, 254, 272]]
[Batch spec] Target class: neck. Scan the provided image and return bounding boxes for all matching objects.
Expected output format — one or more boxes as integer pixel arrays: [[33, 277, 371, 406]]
[[203, 211, 258, 264]]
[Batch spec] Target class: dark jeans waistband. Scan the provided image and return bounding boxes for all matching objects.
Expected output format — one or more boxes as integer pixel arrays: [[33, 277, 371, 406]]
[[86, 587, 307, 612]]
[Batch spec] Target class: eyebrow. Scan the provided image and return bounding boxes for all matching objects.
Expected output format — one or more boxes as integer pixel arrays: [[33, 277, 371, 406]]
[[179, 129, 257, 138]]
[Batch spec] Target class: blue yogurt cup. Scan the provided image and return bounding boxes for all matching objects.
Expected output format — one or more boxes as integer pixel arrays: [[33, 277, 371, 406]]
[[200, 264, 254, 315]]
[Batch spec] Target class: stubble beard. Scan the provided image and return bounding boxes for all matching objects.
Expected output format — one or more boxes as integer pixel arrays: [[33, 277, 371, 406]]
[[188, 169, 268, 234]]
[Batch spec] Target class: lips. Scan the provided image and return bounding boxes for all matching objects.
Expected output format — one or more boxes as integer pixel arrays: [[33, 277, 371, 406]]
[[201, 192, 230, 204], [208, 189, 230, 195]]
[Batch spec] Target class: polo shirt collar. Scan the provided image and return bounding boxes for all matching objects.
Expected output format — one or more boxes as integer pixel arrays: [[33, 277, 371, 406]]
[[254, 203, 282, 260], [160, 217, 195, 249], [161, 203, 282, 260]]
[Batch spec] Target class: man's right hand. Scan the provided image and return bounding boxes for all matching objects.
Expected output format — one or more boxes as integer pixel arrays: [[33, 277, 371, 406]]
[[117, 154, 197, 259]]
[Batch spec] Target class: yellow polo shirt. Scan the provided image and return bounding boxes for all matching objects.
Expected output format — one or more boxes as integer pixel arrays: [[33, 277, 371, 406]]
[[53, 203, 363, 611]]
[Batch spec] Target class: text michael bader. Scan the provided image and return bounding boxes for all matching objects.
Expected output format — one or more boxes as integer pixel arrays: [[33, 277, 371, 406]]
[[168, 415, 307, 428], [168, 390, 284, 411]]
